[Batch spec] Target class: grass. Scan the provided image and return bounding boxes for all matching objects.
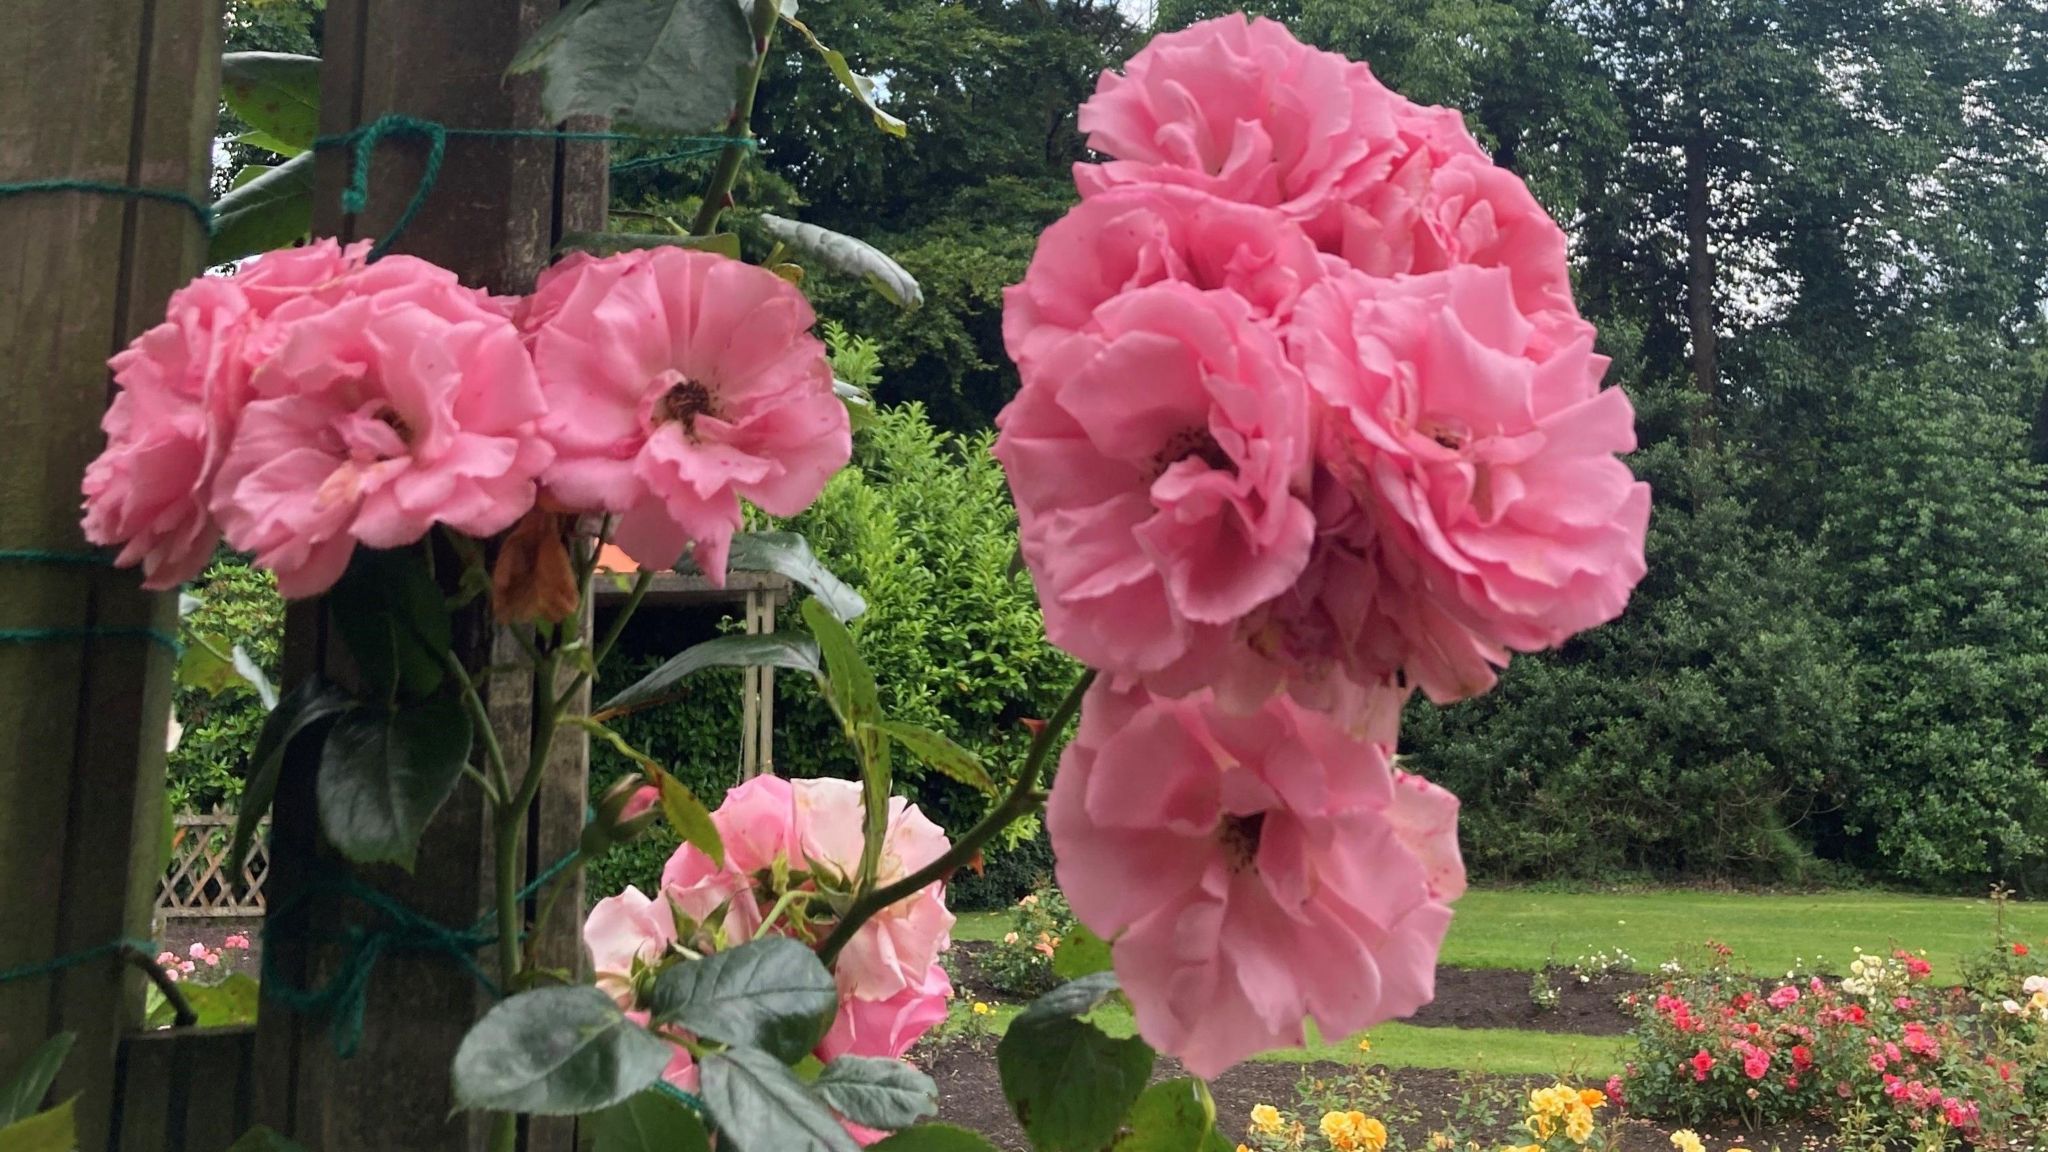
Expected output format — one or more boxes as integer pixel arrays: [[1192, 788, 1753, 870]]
[[959, 887, 2048, 982], [943, 1000, 1622, 1077]]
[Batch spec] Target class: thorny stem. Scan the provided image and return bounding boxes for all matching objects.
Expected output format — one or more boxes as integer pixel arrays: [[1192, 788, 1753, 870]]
[[817, 670, 1097, 966], [690, 0, 782, 236], [444, 648, 508, 805]]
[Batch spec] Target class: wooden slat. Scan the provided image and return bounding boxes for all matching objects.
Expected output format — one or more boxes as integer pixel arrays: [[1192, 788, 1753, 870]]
[[249, 2, 602, 1148], [0, 2, 220, 1149]]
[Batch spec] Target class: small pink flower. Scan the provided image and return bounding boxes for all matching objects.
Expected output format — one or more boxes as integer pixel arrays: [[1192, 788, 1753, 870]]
[[1768, 986, 1799, 1010], [1048, 680, 1457, 1078], [178, 960, 196, 974], [620, 785, 660, 823], [1003, 184, 1327, 374], [156, 951, 179, 968], [1286, 264, 1649, 702], [1074, 14, 1406, 224], [189, 942, 208, 960], [816, 962, 952, 1063], [212, 258, 550, 597], [83, 276, 253, 588], [1741, 1045, 1770, 1080], [662, 774, 800, 941], [584, 885, 678, 1007], [163, 966, 181, 983], [996, 282, 1316, 686], [1692, 1050, 1715, 1081], [792, 779, 955, 1003], [523, 249, 849, 580], [223, 933, 251, 951], [203, 953, 220, 967]]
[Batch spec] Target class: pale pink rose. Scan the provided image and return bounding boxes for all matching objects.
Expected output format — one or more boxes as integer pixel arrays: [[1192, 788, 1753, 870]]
[[211, 263, 551, 598], [1048, 681, 1458, 1079], [817, 962, 953, 1063], [994, 282, 1316, 682], [1388, 769, 1467, 901], [522, 250, 850, 580], [1002, 185, 1326, 374], [584, 885, 678, 1006], [1287, 265, 1649, 702], [1074, 14, 1402, 224], [223, 933, 251, 951], [189, 942, 208, 960], [661, 773, 801, 941], [82, 276, 253, 588], [793, 779, 955, 1002], [178, 960, 196, 974]]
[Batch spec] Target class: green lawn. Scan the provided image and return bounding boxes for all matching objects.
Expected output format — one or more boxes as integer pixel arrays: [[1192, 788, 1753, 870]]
[[959, 887, 2048, 983], [944, 1000, 1621, 1077]]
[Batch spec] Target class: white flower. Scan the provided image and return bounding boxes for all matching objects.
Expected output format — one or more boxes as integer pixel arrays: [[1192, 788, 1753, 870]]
[[2022, 975, 2048, 996], [2003, 999, 2023, 1015]]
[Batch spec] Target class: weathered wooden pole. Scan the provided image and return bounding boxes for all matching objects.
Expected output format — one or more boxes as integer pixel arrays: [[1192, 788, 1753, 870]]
[[0, 3, 221, 1150], [249, 3, 604, 1150]]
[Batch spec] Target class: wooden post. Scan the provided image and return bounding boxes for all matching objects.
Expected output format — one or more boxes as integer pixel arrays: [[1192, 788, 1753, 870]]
[[0, 3, 220, 1150], [250, 3, 604, 1149]]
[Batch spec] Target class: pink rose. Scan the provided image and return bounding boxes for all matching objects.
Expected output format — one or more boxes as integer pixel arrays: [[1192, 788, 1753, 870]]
[[661, 774, 801, 941], [1048, 681, 1457, 1078], [211, 260, 550, 597], [1287, 265, 1649, 702], [83, 276, 253, 588], [1074, 14, 1403, 224], [583, 885, 678, 1006], [522, 249, 850, 580], [817, 962, 952, 1063], [1768, 986, 1800, 1010], [1387, 769, 1467, 901], [995, 282, 1316, 683], [1002, 184, 1326, 374], [792, 779, 956, 1002]]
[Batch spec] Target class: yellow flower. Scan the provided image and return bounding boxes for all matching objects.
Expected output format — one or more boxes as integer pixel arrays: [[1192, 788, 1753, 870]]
[[1671, 1130, 1706, 1152], [971, 1002, 992, 1016], [1317, 1111, 1385, 1152], [1250, 1105, 1285, 1137], [1357, 1035, 1372, 1053], [1525, 1115, 1556, 1141], [1237, 1146, 1251, 1152], [1355, 1116, 1388, 1152], [1564, 1106, 1595, 1144], [1429, 1132, 1454, 1150]]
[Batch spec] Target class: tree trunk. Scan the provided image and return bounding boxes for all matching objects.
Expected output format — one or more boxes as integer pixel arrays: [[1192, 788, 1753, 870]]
[[250, 4, 605, 1149], [0, 4, 220, 1149]]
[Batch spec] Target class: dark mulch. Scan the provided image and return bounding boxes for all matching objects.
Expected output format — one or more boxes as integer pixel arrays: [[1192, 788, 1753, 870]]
[[924, 1036, 1831, 1152], [947, 942, 1645, 1038]]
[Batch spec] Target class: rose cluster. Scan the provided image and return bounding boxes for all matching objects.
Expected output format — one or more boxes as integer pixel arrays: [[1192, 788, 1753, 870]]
[[582, 775, 954, 1143], [999, 16, 1650, 1077], [82, 240, 851, 598]]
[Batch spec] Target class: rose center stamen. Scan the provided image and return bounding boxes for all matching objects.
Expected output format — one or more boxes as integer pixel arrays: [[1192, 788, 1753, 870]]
[[658, 378, 717, 434], [1218, 812, 1265, 872], [1150, 426, 1234, 480]]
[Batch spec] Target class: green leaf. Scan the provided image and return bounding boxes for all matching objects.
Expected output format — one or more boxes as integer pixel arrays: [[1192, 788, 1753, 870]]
[[558, 231, 742, 260], [649, 937, 838, 1064], [325, 546, 452, 705], [811, 1057, 938, 1132], [868, 1125, 1003, 1152], [227, 164, 273, 191], [451, 986, 672, 1116], [870, 720, 995, 795], [224, 1126, 309, 1152], [220, 52, 321, 152], [593, 1088, 712, 1152], [757, 215, 922, 310], [574, 717, 727, 867], [597, 634, 823, 716], [801, 599, 877, 734], [508, 0, 755, 134], [176, 636, 243, 696], [0, 1097, 74, 1152], [233, 129, 305, 159], [783, 17, 906, 137], [0, 1034, 72, 1128], [698, 1047, 859, 1152], [1051, 924, 1112, 982], [232, 676, 352, 881], [176, 974, 262, 1027], [208, 146, 315, 264], [1119, 1079, 1220, 1152], [997, 974, 1154, 1152], [316, 696, 473, 869], [726, 533, 866, 623]]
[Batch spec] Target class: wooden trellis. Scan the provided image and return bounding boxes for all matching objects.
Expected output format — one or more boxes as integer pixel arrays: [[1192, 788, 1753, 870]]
[[157, 814, 269, 919]]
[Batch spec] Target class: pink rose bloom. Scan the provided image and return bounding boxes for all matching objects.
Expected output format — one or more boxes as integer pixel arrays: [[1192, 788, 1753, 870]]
[[523, 249, 849, 580], [1074, 14, 1402, 224], [995, 282, 1316, 683], [584, 885, 678, 1006], [211, 261, 550, 598], [1048, 681, 1459, 1078], [1768, 986, 1800, 1010], [816, 962, 953, 1063], [83, 276, 253, 588], [1002, 184, 1326, 374], [1287, 265, 1649, 702], [793, 779, 955, 1003], [231, 238, 373, 314], [661, 773, 803, 941]]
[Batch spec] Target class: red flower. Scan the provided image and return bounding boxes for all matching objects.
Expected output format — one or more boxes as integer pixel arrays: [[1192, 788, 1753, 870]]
[[1791, 1045, 1814, 1071], [2015, 943, 2030, 957], [1692, 1049, 1715, 1081]]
